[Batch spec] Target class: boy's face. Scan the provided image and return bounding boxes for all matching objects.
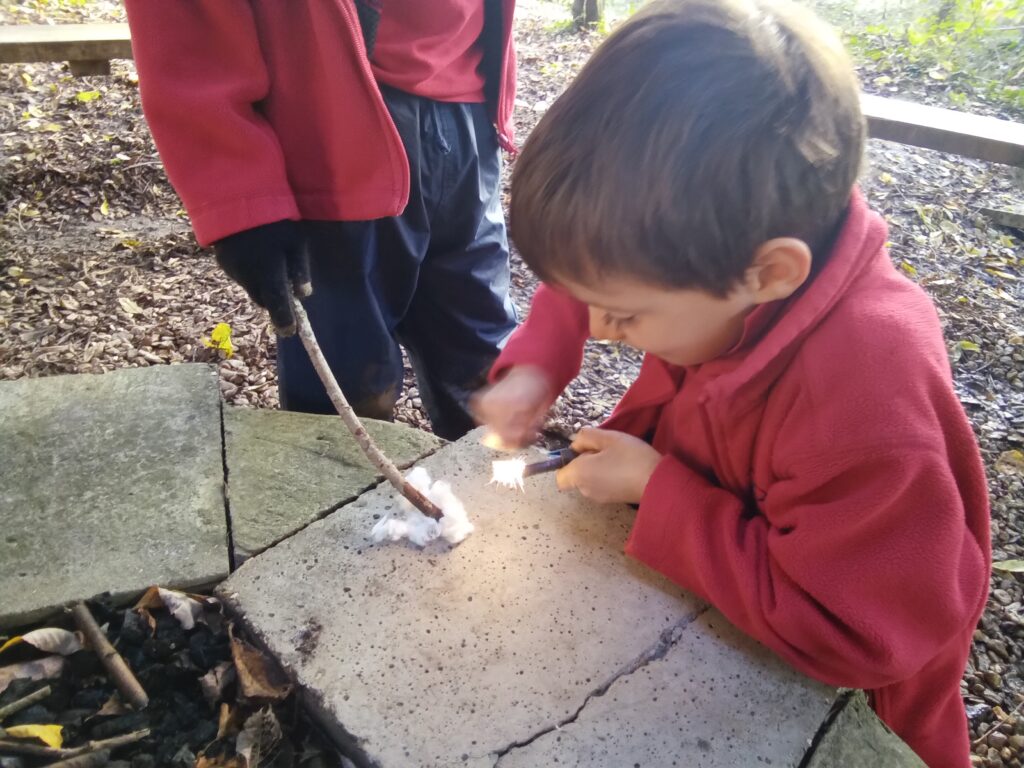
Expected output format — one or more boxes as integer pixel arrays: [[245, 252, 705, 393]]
[[559, 274, 756, 367]]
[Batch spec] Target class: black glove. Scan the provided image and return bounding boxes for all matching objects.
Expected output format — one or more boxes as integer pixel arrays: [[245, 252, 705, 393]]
[[213, 220, 311, 335]]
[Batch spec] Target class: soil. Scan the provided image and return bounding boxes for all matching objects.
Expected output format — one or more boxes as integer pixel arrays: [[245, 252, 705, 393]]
[[1, 1, 1022, 766]]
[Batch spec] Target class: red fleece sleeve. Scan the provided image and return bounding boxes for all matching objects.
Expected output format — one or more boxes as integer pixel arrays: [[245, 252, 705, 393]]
[[125, 2, 299, 245], [490, 284, 589, 394], [626, 446, 988, 690]]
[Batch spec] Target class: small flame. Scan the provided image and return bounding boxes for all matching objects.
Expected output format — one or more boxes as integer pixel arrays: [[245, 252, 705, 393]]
[[490, 458, 527, 491], [481, 430, 516, 452]]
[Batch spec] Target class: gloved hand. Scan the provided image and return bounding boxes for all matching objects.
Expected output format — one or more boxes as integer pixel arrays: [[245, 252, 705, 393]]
[[213, 220, 311, 335]]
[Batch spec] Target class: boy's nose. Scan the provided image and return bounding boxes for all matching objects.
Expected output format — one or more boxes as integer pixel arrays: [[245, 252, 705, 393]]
[[588, 307, 624, 342]]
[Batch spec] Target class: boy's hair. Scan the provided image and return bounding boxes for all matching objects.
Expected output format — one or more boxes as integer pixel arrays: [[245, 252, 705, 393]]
[[510, 0, 865, 295]]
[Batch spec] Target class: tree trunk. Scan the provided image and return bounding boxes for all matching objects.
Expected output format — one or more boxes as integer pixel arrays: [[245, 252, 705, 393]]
[[572, 0, 605, 26]]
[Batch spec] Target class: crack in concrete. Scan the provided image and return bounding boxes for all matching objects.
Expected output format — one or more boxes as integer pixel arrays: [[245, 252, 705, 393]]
[[796, 689, 855, 768], [217, 397, 237, 572], [491, 604, 710, 766], [232, 437, 448, 561]]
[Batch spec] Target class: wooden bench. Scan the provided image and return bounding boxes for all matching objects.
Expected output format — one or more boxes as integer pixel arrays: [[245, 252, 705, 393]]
[[0, 24, 1021, 176], [0, 23, 131, 76], [862, 93, 1024, 168]]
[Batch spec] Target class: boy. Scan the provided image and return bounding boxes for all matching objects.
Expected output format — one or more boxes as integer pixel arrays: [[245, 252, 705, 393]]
[[474, 1, 991, 765]]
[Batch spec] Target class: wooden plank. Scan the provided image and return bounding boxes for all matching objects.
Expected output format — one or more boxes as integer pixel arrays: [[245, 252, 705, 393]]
[[0, 23, 131, 64], [863, 93, 1024, 167]]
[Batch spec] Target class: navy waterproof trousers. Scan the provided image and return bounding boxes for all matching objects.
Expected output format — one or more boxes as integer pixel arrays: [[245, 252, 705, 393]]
[[276, 86, 518, 440]]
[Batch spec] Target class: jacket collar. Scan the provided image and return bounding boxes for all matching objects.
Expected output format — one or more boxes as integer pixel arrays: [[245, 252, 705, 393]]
[[705, 187, 888, 408]]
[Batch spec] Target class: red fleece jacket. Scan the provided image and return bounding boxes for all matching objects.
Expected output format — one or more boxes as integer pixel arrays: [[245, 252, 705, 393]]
[[124, 0, 517, 246], [493, 192, 990, 768]]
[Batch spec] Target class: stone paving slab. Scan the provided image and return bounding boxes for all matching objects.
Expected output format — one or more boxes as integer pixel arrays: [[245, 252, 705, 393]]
[[219, 429, 845, 768], [805, 691, 927, 768], [224, 407, 443, 560], [496, 609, 835, 768], [0, 364, 227, 629]]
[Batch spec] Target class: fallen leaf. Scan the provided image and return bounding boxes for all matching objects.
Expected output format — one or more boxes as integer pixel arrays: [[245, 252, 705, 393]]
[[873, 75, 893, 86], [202, 322, 234, 358], [0, 656, 66, 695], [100, 198, 110, 216], [879, 172, 895, 184], [900, 261, 917, 276], [957, 340, 980, 352], [5, 724, 64, 748], [118, 297, 144, 315], [0, 628, 82, 656], [229, 627, 291, 702], [200, 661, 237, 706], [995, 450, 1024, 475], [993, 560, 1024, 573], [134, 586, 210, 630], [76, 90, 101, 103], [236, 707, 282, 768], [216, 702, 243, 740], [95, 693, 128, 717]]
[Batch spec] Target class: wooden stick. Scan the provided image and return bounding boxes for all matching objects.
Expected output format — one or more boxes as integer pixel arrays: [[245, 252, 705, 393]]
[[0, 738, 59, 757], [46, 749, 110, 768], [292, 299, 444, 520], [0, 729, 149, 759], [70, 603, 149, 710], [0, 685, 51, 722]]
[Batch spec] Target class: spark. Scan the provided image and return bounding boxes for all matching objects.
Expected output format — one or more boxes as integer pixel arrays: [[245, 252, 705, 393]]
[[490, 458, 527, 491]]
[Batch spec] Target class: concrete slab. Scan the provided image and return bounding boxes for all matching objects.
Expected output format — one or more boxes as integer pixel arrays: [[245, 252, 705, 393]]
[[805, 691, 927, 767], [224, 407, 442, 560], [496, 610, 835, 768], [219, 429, 839, 767], [0, 364, 227, 629]]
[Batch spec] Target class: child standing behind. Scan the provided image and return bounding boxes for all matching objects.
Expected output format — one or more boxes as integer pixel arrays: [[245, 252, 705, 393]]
[[475, 1, 990, 765]]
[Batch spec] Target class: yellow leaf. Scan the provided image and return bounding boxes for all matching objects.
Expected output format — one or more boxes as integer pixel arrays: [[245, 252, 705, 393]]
[[995, 450, 1024, 475], [900, 261, 917, 276], [0, 628, 80, 656], [873, 75, 893, 86], [41, 122, 62, 132], [76, 89, 101, 103], [957, 340, 980, 352], [100, 198, 110, 217], [20, 72, 33, 88], [955, 296, 968, 304], [992, 559, 1024, 573], [118, 296, 144, 315], [5, 724, 64, 748], [210, 323, 232, 343], [987, 268, 1017, 281], [204, 323, 235, 358], [879, 172, 894, 185]]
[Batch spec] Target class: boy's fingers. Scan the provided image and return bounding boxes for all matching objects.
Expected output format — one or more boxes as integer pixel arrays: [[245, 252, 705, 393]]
[[555, 464, 576, 492], [571, 427, 611, 453]]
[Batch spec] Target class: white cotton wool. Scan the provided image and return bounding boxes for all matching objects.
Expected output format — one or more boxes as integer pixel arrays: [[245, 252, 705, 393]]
[[370, 466, 474, 547]]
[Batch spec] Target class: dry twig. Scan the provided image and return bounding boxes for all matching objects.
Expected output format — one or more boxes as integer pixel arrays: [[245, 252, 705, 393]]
[[0, 685, 51, 722], [70, 603, 148, 709], [291, 298, 444, 520], [0, 729, 149, 759]]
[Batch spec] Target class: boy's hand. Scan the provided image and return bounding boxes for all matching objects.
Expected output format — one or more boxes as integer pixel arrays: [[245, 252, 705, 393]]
[[556, 427, 661, 505], [471, 366, 553, 448]]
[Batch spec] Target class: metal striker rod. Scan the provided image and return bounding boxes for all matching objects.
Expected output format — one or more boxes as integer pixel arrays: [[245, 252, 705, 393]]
[[291, 298, 444, 520], [522, 448, 579, 478]]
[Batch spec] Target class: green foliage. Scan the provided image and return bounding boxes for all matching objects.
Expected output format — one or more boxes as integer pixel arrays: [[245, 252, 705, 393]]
[[846, 0, 1024, 111]]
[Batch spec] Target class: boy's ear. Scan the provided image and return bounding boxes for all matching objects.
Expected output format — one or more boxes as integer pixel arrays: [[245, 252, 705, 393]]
[[743, 238, 812, 303]]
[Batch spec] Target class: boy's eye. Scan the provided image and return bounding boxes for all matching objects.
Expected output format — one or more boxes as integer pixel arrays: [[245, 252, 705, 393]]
[[604, 313, 636, 329]]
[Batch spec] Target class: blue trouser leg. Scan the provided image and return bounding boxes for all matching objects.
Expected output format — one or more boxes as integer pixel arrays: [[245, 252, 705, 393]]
[[276, 87, 517, 439]]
